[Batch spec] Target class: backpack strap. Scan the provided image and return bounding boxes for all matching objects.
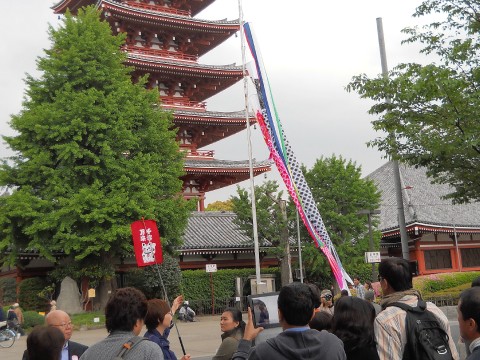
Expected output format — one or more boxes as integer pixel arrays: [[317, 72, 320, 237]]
[[387, 300, 427, 313], [114, 336, 146, 359]]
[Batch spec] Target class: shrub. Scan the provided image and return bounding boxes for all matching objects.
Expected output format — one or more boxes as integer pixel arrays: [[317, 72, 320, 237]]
[[181, 267, 280, 302], [414, 272, 480, 294], [18, 277, 49, 312], [23, 311, 45, 329], [0, 277, 17, 304], [125, 253, 182, 300]]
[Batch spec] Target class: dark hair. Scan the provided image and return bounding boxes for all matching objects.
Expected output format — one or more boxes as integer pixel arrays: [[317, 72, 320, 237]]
[[105, 287, 148, 333], [27, 325, 65, 360], [145, 299, 171, 331], [223, 307, 246, 333], [309, 311, 333, 332], [307, 283, 321, 308], [340, 289, 349, 297], [332, 296, 376, 354], [378, 258, 412, 291], [353, 276, 361, 281], [459, 287, 480, 332], [471, 276, 480, 287], [278, 283, 315, 326], [365, 280, 372, 290]]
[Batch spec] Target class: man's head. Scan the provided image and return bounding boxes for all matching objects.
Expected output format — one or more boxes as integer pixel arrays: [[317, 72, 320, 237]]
[[472, 276, 480, 287], [45, 310, 73, 342], [378, 258, 412, 295], [457, 287, 480, 342], [353, 276, 361, 286], [277, 283, 316, 328], [364, 290, 375, 302], [105, 287, 147, 335]]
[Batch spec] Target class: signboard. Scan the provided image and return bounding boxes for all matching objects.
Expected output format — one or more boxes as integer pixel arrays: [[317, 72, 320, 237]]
[[206, 264, 217, 273], [365, 251, 381, 263]]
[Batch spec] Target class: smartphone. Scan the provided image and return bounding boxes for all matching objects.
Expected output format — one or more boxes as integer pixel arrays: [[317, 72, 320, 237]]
[[247, 292, 280, 329]]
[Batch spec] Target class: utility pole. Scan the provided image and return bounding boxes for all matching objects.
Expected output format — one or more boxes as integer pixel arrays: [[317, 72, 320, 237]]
[[376, 17, 410, 260], [358, 209, 381, 281], [279, 200, 293, 286]]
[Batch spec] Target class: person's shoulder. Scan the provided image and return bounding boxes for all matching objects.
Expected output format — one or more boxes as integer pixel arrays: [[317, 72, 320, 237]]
[[69, 340, 89, 351]]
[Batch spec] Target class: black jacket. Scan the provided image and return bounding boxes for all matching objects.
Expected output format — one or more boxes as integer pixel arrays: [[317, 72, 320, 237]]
[[23, 340, 88, 360], [233, 329, 346, 360]]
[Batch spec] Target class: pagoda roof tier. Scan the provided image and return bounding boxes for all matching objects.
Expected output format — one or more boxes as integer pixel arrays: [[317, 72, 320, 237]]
[[174, 110, 255, 148], [101, 1, 239, 56], [53, 0, 217, 18], [174, 110, 254, 125], [128, 53, 242, 102], [182, 159, 271, 191]]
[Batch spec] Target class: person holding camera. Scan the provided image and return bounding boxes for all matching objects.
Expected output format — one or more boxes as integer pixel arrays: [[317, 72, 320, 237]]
[[232, 283, 346, 360], [319, 290, 334, 315]]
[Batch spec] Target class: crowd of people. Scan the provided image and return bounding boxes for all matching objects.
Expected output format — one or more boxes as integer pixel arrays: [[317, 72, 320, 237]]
[[6, 257, 480, 360]]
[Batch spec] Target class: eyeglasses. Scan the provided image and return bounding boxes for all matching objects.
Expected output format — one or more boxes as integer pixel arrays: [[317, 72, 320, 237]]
[[52, 321, 72, 329], [322, 294, 333, 301], [377, 274, 383, 282]]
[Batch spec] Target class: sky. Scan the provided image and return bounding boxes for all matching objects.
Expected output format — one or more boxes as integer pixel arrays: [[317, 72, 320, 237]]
[[0, 1, 429, 204]]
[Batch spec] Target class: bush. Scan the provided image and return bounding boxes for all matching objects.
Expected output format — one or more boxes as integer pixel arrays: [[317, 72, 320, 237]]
[[23, 311, 45, 329], [0, 277, 17, 304], [18, 278, 49, 312], [181, 267, 280, 302], [125, 253, 182, 300], [414, 272, 480, 294]]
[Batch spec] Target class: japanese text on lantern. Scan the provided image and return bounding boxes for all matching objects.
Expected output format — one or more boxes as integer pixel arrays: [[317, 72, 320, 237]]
[[139, 227, 156, 263]]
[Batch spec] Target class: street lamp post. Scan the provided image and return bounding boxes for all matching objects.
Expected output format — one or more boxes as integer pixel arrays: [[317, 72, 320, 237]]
[[358, 209, 381, 281]]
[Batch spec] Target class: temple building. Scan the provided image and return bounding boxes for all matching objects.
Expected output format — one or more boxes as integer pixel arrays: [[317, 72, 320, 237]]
[[369, 162, 480, 275], [52, 0, 271, 210]]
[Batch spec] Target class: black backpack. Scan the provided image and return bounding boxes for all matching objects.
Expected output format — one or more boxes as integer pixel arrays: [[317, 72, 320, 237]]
[[387, 300, 454, 360]]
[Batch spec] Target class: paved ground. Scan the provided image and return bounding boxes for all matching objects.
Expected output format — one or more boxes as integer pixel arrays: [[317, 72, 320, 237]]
[[0, 308, 466, 360]]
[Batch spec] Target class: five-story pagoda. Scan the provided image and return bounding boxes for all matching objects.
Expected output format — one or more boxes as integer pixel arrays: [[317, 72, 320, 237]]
[[52, 0, 270, 210]]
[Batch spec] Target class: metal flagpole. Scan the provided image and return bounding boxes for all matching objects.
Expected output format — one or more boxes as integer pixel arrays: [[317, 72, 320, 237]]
[[376, 17, 410, 260], [296, 210, 304, 283], [140, 218, 186, 355], [238, 0, 262, 292]]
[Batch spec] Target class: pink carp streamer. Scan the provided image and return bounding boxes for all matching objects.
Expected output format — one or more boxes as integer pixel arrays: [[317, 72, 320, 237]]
[[244, 23, 350, 289]]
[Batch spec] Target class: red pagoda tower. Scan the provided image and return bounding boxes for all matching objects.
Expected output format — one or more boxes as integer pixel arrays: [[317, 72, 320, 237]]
[[52, 0, 270, 210]]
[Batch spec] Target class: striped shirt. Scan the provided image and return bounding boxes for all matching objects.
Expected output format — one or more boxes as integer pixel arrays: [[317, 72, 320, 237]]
[[374, 295, 459, 360]]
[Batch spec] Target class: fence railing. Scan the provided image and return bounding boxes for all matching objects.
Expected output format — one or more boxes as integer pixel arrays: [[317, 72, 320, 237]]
[[186, 296, 249, 316], [423, 294, 458, 307]]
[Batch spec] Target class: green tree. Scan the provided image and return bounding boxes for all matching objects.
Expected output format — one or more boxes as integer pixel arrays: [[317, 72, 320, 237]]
[[347, 0, 480, 203], [205, 200, 233, 212], [0, 7, 190, 278], [230, 181, 292, 286], [301, 155, 382, 283]]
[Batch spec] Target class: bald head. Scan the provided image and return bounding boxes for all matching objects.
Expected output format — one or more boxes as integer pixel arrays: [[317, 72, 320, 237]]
[[45, 310, 73, 342]]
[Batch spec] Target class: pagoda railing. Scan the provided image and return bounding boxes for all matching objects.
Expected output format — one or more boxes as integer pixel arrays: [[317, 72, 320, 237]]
[[124, 46, 198, 62], [125, 1, 190, 16], [187, 149, 214, 158], [161, 97, 206, 110]]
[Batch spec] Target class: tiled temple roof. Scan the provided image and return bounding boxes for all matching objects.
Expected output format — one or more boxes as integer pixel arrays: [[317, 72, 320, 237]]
[[181, 211, 253, 250], [367, 162, 480, 232], [126, 53, 242, 72], [184, 159, 271, 171]]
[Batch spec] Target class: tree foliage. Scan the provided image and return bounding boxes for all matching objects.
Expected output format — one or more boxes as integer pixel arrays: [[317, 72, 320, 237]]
[[230, 181, 292, 286], [300, 156, 382, 282], [0, 7, 191, 271], [347, 0, 480, 203], [205, 200, 233, 212]]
